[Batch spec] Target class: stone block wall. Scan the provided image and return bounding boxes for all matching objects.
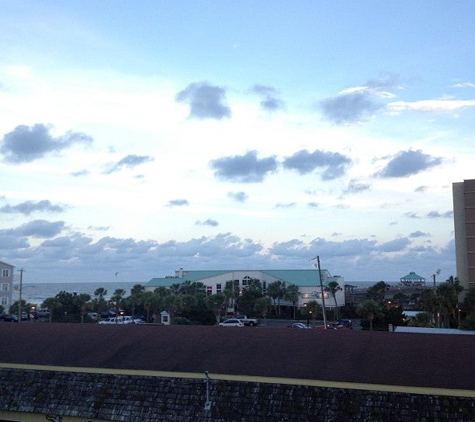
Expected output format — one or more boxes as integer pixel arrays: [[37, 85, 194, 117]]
[[1, 368, 474, 421]]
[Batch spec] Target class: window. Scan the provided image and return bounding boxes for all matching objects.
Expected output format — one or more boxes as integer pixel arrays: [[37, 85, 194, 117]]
[[262, 281, 267, 293], [216, 283, 222, 294], [242, 276, 251, 287], [1, 269, 10, 278], [206, 286, 212, 296], [1, 297, 8, 306], [1, 283, 9, 291]]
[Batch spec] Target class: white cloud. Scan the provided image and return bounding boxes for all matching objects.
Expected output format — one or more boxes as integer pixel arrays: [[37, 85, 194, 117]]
[[387, 99, 475, 114]]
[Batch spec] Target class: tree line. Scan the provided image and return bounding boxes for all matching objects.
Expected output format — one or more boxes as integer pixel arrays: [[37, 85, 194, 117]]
[[5, 276, 473, 330], [355, 277, 475, 331], [5, 278, 342, 324]]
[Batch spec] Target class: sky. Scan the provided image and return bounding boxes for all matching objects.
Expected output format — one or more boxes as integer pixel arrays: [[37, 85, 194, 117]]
[[1, 1, 474, 285]]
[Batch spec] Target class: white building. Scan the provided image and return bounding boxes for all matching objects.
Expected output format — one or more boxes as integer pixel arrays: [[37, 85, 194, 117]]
[[0, 261, 14, 312], [145, 268, 345, 311]]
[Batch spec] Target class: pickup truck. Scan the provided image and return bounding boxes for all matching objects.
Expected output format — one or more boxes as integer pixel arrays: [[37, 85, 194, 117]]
[[234, 315, 260, 326]]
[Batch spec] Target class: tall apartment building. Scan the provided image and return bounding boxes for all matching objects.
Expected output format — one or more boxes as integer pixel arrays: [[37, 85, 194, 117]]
[[0, 260, 14, 312], [453, 179, 475, 296]]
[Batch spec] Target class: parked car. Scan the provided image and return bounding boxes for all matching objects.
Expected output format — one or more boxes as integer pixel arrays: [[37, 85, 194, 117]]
[[288, 322, 310, 329], [317, 319, 353, 330], [37, 309, 50, 318], [336, 319, 353, 328], [98, 316, 143, 325], [0, 314, 18, 322], [234, 315, 260, 326], [87, 312, 99, 320], [219, 318, 244, 327]]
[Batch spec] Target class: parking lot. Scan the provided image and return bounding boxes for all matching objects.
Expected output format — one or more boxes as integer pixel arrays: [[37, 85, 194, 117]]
[[257, 319, 362, 330]]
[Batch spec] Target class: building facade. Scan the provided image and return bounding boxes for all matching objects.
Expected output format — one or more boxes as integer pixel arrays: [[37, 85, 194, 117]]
[[453, 179, 475, 296], [0, 261, 14, 312], [145, 268, 345, 311]]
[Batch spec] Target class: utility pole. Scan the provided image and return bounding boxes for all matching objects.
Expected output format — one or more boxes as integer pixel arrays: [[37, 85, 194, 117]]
[[18, 268, 25, 322], [433, 269, 441, 290], [315, 256, 328, 329]]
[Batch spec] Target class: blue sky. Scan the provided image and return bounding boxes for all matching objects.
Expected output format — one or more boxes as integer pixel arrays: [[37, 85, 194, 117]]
[[1, 1, 474, 285]]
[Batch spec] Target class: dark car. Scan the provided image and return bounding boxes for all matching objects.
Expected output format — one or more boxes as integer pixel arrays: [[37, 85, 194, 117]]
[[0, 314, 19, 322], [288, 322, 310, 329], [336, 319, 353, 329]]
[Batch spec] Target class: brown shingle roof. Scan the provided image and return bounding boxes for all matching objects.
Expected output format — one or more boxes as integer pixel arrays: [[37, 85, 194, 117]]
[[1, 324, 474, 391]]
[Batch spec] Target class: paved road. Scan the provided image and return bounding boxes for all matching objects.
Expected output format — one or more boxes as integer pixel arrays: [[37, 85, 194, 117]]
[[257, 319, 362, 330]]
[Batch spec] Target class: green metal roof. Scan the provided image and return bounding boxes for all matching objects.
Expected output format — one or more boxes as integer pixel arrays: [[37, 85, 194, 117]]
[[146, 270, 230, 287], [261, 269, 332, 287], [400, 271, 426, 281], [146, 269, 334, 288]]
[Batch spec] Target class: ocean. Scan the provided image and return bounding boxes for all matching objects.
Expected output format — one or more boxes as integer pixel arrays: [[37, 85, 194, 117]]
[[16, 280, 394, 307], [16, 282, 139, 307]]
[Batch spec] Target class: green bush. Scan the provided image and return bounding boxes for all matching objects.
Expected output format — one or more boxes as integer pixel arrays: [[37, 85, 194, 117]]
[[459, 315, 475, 330]]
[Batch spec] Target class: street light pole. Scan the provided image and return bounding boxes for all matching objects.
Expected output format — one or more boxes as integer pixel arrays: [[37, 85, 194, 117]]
[[18, 268, 24, 323]]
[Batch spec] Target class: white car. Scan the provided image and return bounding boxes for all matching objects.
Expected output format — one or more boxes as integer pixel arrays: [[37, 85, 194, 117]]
[[98, 316, 143, 324], [219, 318, 244, 327]]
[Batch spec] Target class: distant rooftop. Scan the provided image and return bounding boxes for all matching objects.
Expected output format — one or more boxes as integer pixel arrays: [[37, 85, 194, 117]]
[[395, 326, 475, 335], [146, 269, 336, 288], [400, 271, 426, 283]]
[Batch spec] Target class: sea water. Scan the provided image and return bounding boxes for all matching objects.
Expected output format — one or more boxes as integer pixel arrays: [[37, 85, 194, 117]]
[[16, 282, 138, 307]]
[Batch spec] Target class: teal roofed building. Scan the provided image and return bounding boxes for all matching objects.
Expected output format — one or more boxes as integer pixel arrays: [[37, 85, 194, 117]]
[[145, 267, 345, 310], [400, 271, 426, 286]]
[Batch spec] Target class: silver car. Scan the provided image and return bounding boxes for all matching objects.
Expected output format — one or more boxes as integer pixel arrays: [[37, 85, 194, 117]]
[[219, 318, 244, 327]]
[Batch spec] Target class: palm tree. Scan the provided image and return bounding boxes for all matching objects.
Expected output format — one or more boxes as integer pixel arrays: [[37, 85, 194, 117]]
[[94, 287, 107, 300], [303, 300, 321, 327], [142, 291, 158, 323], [254, 296, 272, 325], [366, 281, 390, 302], [357, 299, 381, 331], [154, 286, 170, 298], [93, 287, 108, 318], [284, 284, 300, 319], [419, 287, 437, 315], [162, 295, 182, 324], [169, 283, 182, 295], [73, 293, 91, 323], [179, 281, 206, 295], [41, 297, 58, 323], [223, 280, 237, 315], [129, 284, 145, 318], [207, 293, 227, 323], [408, 312, 433, 327], [111, 288, 126, 322], [267, 280, 286, 316], [447, 276, 463, 326], [437, 277, 463, 328], [325, 281, 342, 319]]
